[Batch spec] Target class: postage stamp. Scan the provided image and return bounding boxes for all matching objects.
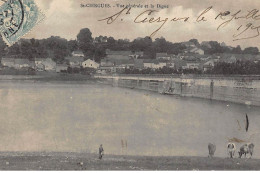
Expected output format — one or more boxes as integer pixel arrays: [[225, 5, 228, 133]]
[[0, 0, 44, 46]]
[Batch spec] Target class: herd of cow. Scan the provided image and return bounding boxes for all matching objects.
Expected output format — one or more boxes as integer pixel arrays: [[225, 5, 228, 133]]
[[208, 143, 255, 158]]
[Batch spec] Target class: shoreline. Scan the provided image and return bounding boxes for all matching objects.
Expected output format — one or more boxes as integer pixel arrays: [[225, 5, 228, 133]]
[[0, 152, 259, 170]]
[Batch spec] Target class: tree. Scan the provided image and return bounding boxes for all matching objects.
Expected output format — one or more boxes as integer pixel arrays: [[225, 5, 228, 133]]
[[0, 36, 7, 57], [107, 37, 116, 45], [154, 37, 168, 53], [232, 45, 242, 54], [68, 40, 78, 52], [42, 36, 70, 62], [7, 43, 21, 55], [77, 28, 94, 57], [20, 40, 34, 59], [189, 39, 199, 46], [243, 47, 259, 55]]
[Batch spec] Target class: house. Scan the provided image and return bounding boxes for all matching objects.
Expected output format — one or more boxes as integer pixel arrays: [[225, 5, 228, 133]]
[[143, 59, 167, 69], [35, 58, 45, 71], [43, 58, 56, 71], [189, 47, 204, 55], [134, 59, 144, 69], [98, 66, 116, 74], [82, 59, 99, 69], [129, 51, 144, 59], [35, 58, 56, 71], [72, 50, 84, 57], [65, 56, 84, 68], [203, 59, 219, 71], [156, 53, 171, 60], [182, 41, 196, 48], [219, 54, 239, 63], [178, 53, 197, 60], [99, 58, 135, 74], [172, 58, 187, 70], [166, 60, 175, 68], [105, 49, 143, 60], [186, 61, 201, 70], [1, 58, 15, 67], [14, 59, 31, 69], [56, 64, 68, 73], [184, 47, 204, 55], [101, 59, 115, 67]]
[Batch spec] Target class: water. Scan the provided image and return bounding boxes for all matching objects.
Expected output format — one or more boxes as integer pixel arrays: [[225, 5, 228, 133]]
[[0, 80, 260, 158]]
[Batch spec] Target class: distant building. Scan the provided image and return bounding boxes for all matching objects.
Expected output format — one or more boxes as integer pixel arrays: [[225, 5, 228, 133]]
[[56, 64, 68, 73], [65, 56, 84, 68], [172, 58, 187, 70], [156, 53, 171, 60], [182, 41, 196, 48], [143, 59, 167, 69], [35, 58, 45, 71], [72, 50, 84, 57], [99, 58, 135, 74], [35, 58, 56, 71], [1, 58, 15, 68], [166, 60, 175, 68], [105, 49, 143, 60], [185, 61, 201, 70], [178, 53, 197, 61], [129, 51, 144, 59], [101, 59, 114, 67], [190, 47, 204, 55], [184, 47, 204, 55], [82, 59, 99, 69], [134, 59, 144, 69], [203, 59, 219, 71], [14, 59, 31, 69]]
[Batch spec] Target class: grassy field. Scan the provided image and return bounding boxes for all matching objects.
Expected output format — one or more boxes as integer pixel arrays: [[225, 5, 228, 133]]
[[0, 152, 259, 170]]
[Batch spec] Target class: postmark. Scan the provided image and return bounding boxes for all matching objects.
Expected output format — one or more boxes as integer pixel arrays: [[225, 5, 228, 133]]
[[0, 0, 44, 46]]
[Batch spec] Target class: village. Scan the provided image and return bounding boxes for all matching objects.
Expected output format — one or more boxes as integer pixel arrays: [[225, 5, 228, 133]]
[[0, 38, 260, 75]]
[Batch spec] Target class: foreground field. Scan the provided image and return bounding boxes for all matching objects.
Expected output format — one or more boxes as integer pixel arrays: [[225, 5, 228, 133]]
[[0, 152, 259, 170]]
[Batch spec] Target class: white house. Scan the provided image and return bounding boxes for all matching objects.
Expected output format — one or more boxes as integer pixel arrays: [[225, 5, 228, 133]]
[[82, 59, 99, 69], [72, 50, 84, 57]]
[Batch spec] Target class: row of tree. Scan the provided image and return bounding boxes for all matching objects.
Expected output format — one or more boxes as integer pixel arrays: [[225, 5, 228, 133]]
[[0, 28, 259, 64]]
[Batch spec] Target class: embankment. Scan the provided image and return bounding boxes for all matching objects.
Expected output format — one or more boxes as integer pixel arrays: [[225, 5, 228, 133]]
[[94, 74, 260, 106]]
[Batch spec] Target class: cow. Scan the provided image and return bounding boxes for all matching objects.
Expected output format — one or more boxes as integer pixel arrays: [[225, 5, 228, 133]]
[[238, 143, 254, 158], [208, 143, 216, 158], [227, 143, 236, 158]]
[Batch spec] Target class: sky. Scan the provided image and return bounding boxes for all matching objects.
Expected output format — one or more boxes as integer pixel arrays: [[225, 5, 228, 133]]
[[19, 0, 260, 49]]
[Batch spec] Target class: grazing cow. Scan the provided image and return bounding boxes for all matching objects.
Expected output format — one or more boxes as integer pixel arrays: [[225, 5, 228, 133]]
[[238, 143, 254, 158], [208, 143, 216, 158], [227, 143, 236, 158]]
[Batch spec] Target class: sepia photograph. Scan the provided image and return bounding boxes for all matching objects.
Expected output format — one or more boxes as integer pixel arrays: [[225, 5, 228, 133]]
[[0, 0, 260, 170]]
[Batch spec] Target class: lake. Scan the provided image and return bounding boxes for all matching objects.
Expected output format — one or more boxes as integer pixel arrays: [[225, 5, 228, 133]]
[[0, 80, 259, 158]]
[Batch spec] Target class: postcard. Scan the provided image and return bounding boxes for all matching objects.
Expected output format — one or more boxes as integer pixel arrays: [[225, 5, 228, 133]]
[[0, 0, 259, 170]]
